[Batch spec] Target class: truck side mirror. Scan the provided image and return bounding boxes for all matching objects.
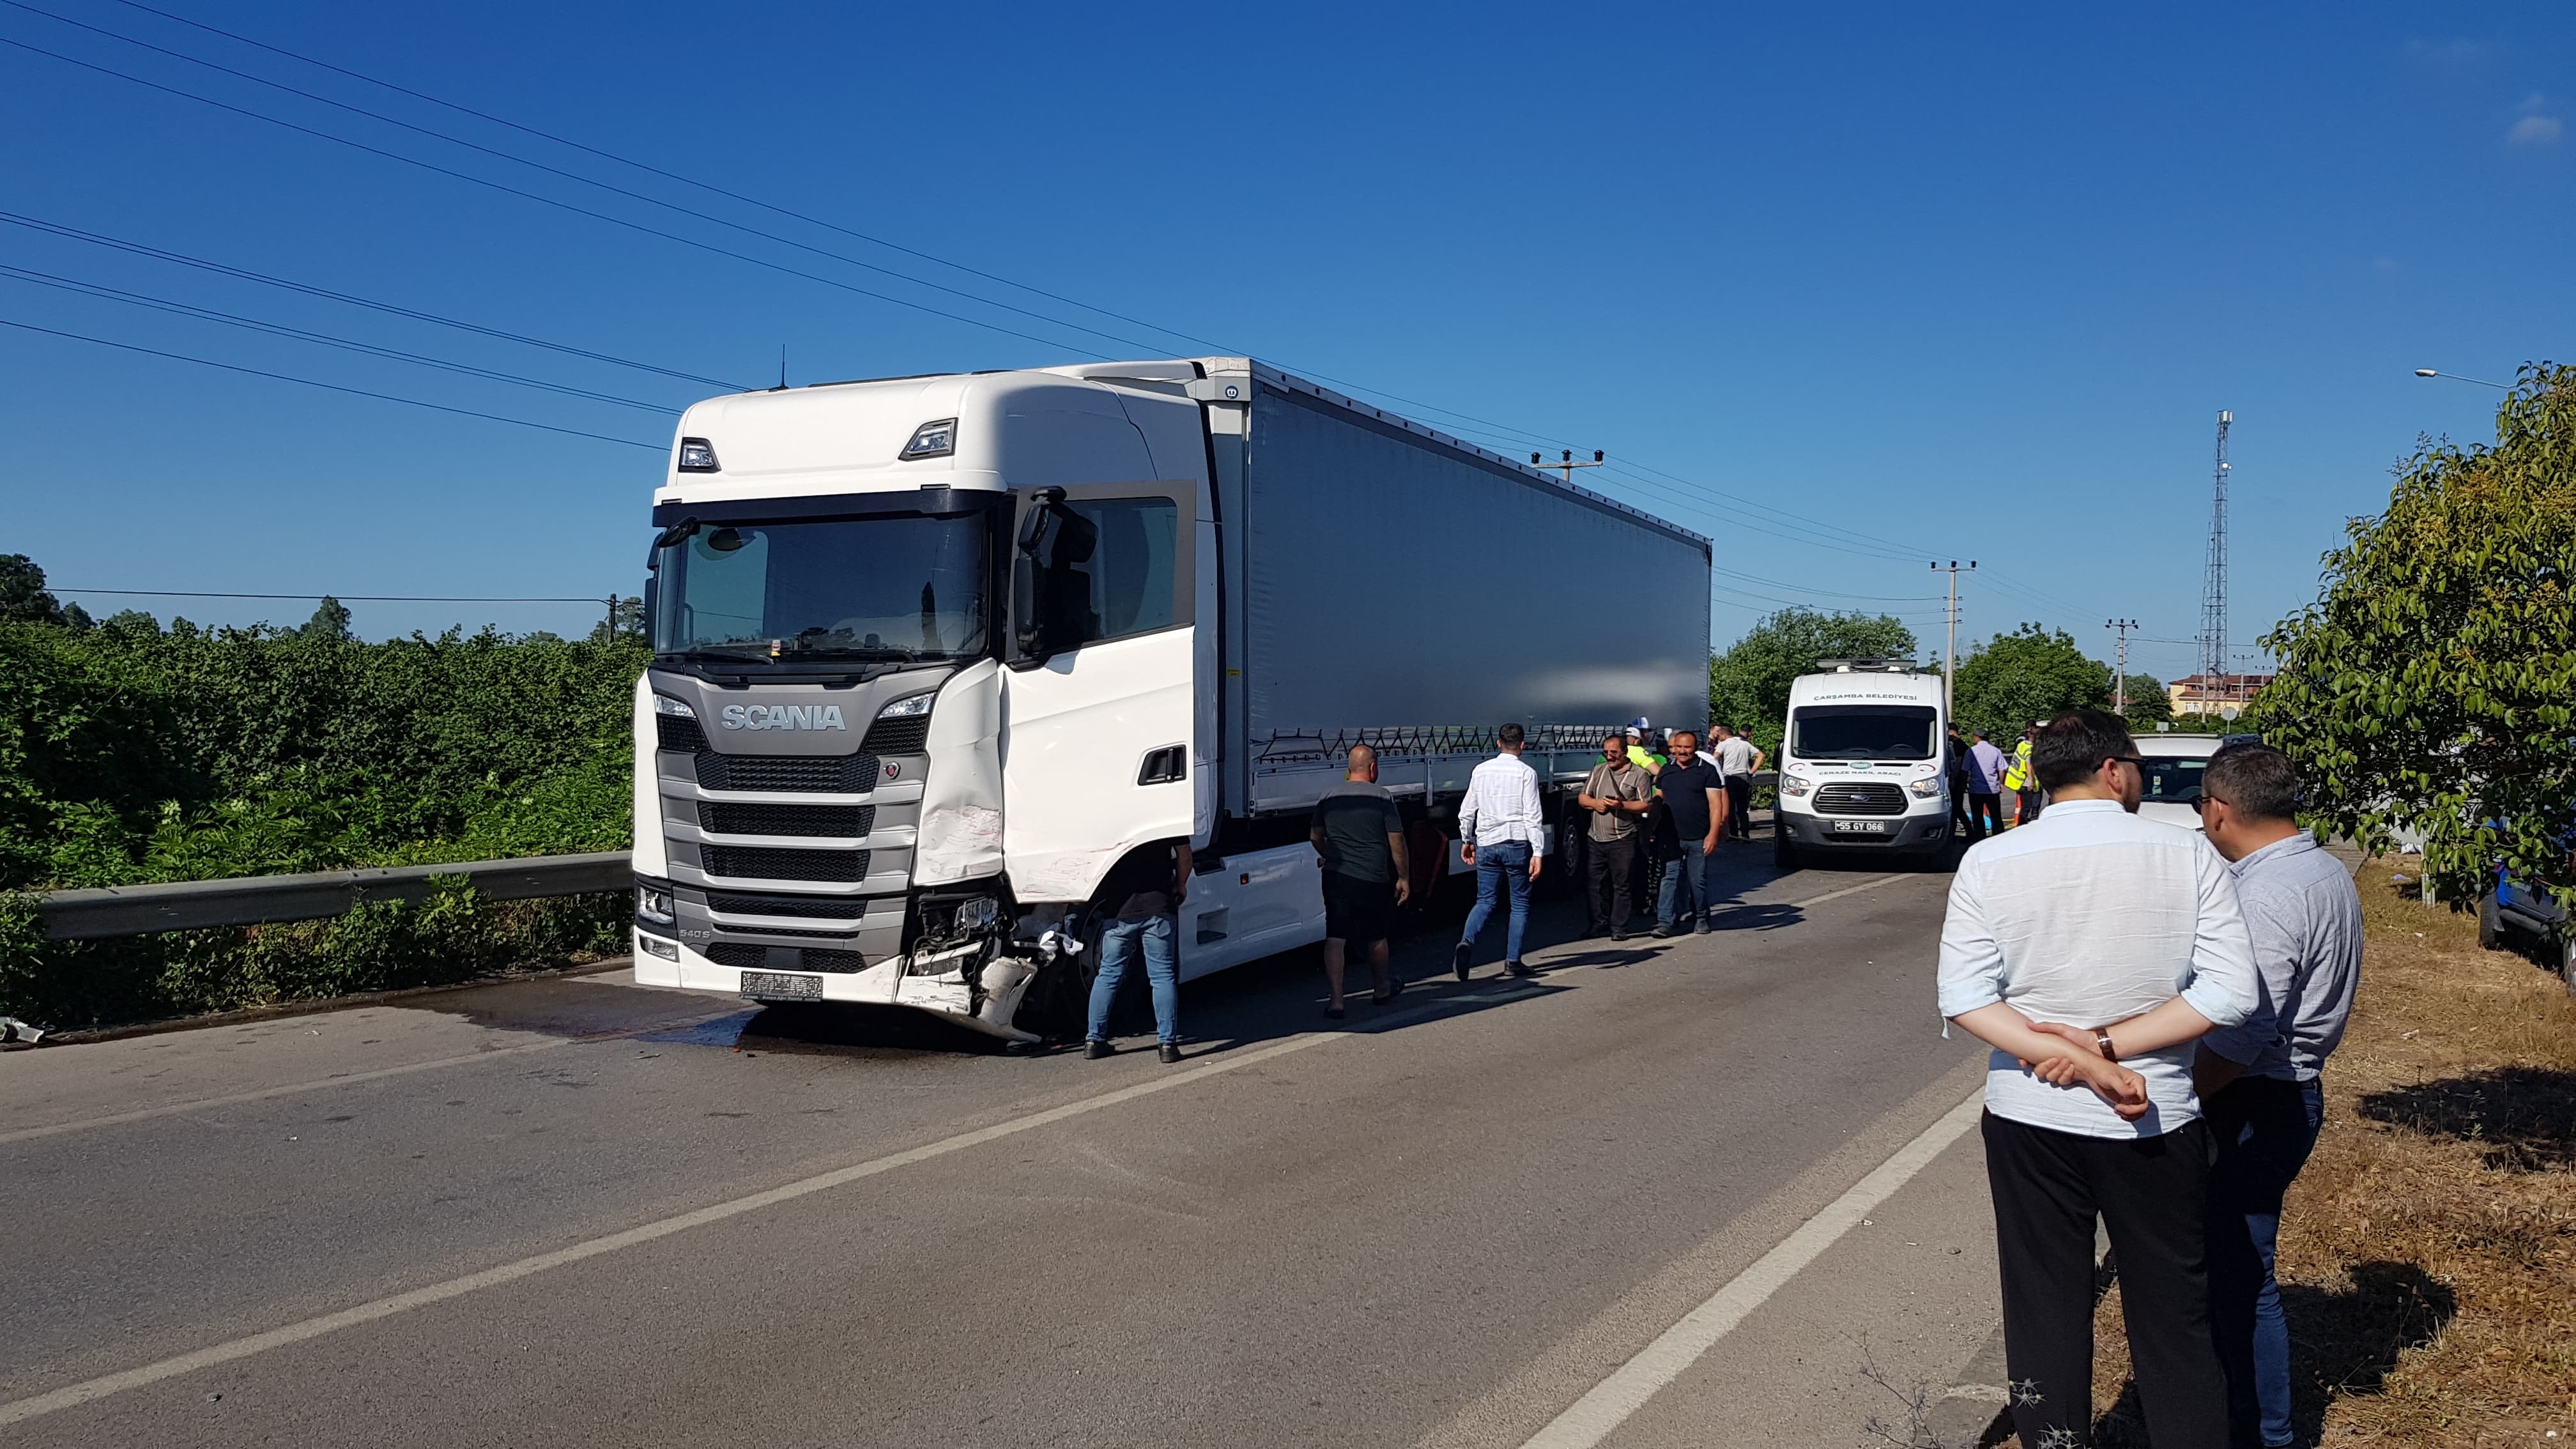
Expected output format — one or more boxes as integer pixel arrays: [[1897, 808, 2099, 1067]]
[[1011, 553, 1045, 661]]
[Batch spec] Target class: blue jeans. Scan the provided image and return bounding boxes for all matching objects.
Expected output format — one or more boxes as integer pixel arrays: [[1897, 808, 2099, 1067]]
[[1659, 838, 1712, 930], [1460, 839, 1533, 964], [2207, 1075, 2326, 1447], [1087, 912, 1179, 1045]]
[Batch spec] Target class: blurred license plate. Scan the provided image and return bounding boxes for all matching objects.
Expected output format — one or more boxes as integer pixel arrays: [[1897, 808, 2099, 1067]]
[[1830, 820, 1892, 834], [740, 970, 823, 1001]]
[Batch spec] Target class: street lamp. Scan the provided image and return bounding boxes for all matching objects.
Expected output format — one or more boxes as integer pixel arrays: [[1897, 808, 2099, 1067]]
[[2414, 368, 2511, 390]]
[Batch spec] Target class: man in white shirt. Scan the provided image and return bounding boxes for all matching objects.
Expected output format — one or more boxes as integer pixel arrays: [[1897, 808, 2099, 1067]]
[[1454, 722, 1545, 981], [1711, 724, 1763, 841], [1937, 709, 2258, 1449]]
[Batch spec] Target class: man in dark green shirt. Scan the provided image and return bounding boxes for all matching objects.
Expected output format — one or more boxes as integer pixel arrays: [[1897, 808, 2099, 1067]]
[[1310, 744, 1412, 1018]]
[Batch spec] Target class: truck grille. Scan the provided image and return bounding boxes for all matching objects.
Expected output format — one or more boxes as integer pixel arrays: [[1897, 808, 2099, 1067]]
[[698, 801, 875, 838], [709, 923, 859, 940], [694, 751, 878, 793], [800, 947, 866, 972], [707, 890, 868, 921], [1815, 781, 1908, 816], [701, 845, 871, 882], [861, 716, 931, 755], [657, 716, 708, 753], [705, 942, 769, 969]]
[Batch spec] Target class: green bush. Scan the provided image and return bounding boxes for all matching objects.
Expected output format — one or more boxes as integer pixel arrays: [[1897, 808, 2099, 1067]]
[[0, 620, 645, 1027]]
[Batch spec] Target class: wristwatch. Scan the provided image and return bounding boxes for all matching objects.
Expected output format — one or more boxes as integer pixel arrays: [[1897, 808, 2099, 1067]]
[[2094, 1031, 2119, 1062]]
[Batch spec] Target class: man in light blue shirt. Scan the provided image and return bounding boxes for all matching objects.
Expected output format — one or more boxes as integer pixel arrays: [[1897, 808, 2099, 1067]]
[[2190, 742, 2361, 1448], [1938, 709, 2258, 1449]]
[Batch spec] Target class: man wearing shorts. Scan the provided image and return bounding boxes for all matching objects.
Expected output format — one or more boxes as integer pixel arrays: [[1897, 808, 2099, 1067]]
[[1310, 744, 1411, 1018]]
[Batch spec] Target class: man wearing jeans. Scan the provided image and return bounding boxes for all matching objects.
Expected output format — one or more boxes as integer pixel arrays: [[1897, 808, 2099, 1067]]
[[2189, 742, 2361, 1448], [1652, 731, 1727, 935], [1084, 836, 1192, 1064], [1454, 723, 1545, 981], [1940, 710, 2258, 1449]]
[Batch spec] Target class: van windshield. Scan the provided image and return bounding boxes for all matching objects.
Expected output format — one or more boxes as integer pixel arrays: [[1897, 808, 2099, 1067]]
[[1791, 705, 1938, 761]]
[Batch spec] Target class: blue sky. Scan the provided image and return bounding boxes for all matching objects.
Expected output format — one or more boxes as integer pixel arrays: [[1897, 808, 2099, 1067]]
[[1, 1, 2568, 681]]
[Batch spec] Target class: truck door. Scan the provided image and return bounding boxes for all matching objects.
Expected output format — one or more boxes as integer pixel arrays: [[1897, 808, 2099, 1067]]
[[1000, 481, 1200, 906]]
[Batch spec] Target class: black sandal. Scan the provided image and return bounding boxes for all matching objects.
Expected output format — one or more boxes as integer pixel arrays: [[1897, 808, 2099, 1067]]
[[1372, 979, 1407, 1006]]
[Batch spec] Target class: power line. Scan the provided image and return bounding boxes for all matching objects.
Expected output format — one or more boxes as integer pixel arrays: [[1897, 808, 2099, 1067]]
[[55, 587, 609, 602], [102, 0, 1230, 355], [17, 1, 2085, 585], [3, 0, 1191, 360], [0, 317, 664, 450], [0, 33, 1123, 360], [0, 263, 680, 413], [0, 210, 744, 390]]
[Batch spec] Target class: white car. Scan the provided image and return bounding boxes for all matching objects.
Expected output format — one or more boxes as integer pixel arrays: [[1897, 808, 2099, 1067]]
[[2133, 732, 2226, 831]]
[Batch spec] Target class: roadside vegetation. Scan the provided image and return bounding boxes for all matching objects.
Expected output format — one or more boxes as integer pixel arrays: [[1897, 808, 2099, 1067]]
[[0, 556, 643, 1029], [2080, 865, 2575, 1444]]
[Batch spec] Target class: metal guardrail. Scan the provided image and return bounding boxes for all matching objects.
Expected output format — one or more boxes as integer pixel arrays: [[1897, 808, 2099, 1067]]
[[34, 852, 634, 940]]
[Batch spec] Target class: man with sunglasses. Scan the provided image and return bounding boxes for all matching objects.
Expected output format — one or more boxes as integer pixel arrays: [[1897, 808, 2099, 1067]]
[[2176, 742, 2361, 1448], [1938, 709, 2258, 1449]]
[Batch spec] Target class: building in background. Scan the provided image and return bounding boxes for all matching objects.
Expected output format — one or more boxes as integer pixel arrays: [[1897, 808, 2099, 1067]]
[[2167, 671, 2274, 717]]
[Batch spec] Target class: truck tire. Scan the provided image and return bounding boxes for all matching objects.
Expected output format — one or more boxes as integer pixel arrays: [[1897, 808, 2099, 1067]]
[[2478, 891, 2503, 951]]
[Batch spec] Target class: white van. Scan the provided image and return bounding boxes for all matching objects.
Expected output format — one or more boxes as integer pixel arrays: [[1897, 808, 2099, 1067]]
[[1774, 661, 1952, 869]]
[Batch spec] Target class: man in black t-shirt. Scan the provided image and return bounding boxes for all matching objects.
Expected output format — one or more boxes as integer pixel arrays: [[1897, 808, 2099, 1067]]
[[1084, 835, 1192, 1063], [1308, 745, 1411, 1018], [1653, 731, 1729, 935]]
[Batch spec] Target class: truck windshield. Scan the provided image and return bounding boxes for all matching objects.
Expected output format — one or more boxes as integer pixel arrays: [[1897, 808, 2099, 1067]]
[[653, 512, 988, 662], [1791, 705, 1938, 760]]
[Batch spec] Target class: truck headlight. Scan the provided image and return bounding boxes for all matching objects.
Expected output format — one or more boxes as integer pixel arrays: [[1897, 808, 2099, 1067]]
[[676, 437, 721, 472], [652, 694, 694, 718], [898, 418, 957, 460], [954, 895, 1000, 933], [636, 882, 676, 924], [636, 933, 679, 961], [1908, 777, 1943, 799], [878, 693, 935, 719]]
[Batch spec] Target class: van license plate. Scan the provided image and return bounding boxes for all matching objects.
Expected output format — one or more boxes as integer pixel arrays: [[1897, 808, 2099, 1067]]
[[1830, 820, 1892, 834], [740, 970, 823, 1001]]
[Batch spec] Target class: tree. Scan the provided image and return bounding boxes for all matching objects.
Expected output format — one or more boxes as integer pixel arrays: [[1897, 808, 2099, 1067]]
[[102, 609, 160, 636], [588, 595, 644, 645], [1951, 624, 2111, 740], [0, 554, 66, 625], [2250, 362, 2576, 908], [2119, 673, 2173, 727], [1708, 608, 1918, 758], [300, 596, 355, 643]]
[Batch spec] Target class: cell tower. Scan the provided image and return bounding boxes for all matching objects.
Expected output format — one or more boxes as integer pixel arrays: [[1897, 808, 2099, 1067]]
[[2197, 410, 2232, 693]]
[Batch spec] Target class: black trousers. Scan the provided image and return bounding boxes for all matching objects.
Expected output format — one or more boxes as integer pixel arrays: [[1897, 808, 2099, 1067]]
[[1722, 775, 1753, 838], [1967, 792, 2003, 839], [1982, 1111, 2231, 1449], [1584, 833, 1638, 932]]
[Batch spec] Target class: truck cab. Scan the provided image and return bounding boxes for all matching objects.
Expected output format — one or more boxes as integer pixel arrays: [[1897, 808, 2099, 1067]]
[[1772, 661, 1951, 868]]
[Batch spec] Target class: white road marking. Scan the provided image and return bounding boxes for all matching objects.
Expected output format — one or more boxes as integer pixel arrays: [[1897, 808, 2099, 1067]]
[[1790, 873, 1913, 909], [0, 1009, 745, 1146], [1512, 1089, 1985, 1449], [0, 878, 1933, 1428], [0, 1031, 1340, 1429]]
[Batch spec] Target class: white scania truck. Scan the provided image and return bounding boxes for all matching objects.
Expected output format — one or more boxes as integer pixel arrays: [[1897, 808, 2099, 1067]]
[[1772, 660, 1952, 869], [629, 358, 1711, 1039]]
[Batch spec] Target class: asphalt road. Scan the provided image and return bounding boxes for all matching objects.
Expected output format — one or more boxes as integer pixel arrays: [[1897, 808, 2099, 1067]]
[[1, 843, 2007, 1448]]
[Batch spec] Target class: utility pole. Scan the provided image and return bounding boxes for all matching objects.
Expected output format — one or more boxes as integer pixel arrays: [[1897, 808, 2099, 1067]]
[[1931, 560, 1976, 723], [2198, 410, 2232, 696], [2106, 618, 2138, 713], [1530, 448, 1605, 484]]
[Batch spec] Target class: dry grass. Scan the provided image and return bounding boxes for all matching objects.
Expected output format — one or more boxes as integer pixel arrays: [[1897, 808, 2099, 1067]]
[[2079, 858, 2576, 1447]]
